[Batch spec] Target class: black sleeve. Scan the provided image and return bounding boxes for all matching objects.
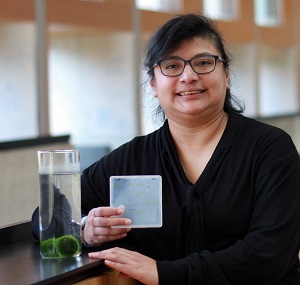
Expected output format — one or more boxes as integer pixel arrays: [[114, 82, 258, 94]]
[[81, 158, 111, 216], [31, 206, 39, 240], [31, 186, 73, 240]]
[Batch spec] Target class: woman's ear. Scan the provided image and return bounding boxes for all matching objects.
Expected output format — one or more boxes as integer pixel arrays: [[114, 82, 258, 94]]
[[225, 70, 230, 90], [150, 77, 158, 98]]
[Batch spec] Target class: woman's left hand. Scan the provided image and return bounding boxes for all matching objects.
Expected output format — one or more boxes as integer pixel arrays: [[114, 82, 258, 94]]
[[89, 247, 159, 285]]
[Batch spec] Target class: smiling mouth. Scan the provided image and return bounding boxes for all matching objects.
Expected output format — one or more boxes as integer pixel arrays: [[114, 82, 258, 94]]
[[178, 90, 205, 96]]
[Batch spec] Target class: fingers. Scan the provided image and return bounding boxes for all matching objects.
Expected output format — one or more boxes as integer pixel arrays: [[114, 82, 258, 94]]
[[90, 207, 132, 227], [89, 247, 131, 261], [89, 247, 148, 269], [89, 248, 135, 274], [89, 248, 159, 285], [93, 206, 124, 218], [87, 230, 129, 246], [83, 207, 132, 246]]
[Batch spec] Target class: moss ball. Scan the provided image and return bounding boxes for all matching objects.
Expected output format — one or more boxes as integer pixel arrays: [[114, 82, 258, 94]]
[[55, 235, 80, 257], [40, 238, 58, 257]]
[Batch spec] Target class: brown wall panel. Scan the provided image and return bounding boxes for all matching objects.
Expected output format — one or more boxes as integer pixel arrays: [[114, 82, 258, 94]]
[[47, 0, 132, 31], [0, 0, 34, 22], [216, 0, 255, 43], [182, 0, 202, 13], [140, 10, 175, 33], [258, 0, 293, 46]]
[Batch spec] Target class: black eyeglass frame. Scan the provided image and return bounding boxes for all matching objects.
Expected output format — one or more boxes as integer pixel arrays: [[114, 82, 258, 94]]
[[152, 54, 227, 77]]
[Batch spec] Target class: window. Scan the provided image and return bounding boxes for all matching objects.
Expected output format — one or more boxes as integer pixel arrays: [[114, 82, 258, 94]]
[[0, 23, 38, 142], [255, 0, 283, 27], [258, 46, 298, 116], [203, 0, 239, 21], [136, 0, 180, 13]]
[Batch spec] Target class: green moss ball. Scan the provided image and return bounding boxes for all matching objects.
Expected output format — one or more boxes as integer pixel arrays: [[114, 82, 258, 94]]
[[55, 235, 80, 257], [40, 238, 59, 257]]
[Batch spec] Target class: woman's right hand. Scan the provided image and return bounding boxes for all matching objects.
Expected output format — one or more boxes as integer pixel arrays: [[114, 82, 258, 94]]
[[82, 206, 131, 247]]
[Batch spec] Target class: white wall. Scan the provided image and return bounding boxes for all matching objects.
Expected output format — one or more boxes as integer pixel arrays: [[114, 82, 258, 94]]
[[229, 43, 258, 117], [228, 43, 299, 117], [0, 23, 37, 141], [49, 32, 138, 149], [0, 141, 73, 227]]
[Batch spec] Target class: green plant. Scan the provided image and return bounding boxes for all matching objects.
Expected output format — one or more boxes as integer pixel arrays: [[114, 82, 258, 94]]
[[40, 238, 59, 257], [40, 235, 80, 258], [55, 235, 80, 257]]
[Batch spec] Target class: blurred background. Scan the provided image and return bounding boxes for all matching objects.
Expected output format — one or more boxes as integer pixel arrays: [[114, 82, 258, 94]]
[[1, 0, 300, 149], [1, 0, 300, 227]]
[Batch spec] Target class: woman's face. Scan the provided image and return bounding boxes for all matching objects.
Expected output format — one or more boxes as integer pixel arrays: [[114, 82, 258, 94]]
[[150, 37, 230, 124]]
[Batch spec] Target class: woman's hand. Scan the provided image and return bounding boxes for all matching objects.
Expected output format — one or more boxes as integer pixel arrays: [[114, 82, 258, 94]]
[[82, 206, 131, 246], [89, 247, 159, 285]]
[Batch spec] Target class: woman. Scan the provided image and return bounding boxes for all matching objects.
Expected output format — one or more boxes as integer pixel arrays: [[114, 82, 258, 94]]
[[81, 14, 300, 284]]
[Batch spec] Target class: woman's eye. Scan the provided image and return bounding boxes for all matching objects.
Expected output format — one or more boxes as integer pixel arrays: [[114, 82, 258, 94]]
[[197, 59, 212, 66], [165, 63, 180, 69]]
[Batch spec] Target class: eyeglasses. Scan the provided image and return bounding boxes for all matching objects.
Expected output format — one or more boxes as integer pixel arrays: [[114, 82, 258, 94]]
[[152, 55, 226, 77]]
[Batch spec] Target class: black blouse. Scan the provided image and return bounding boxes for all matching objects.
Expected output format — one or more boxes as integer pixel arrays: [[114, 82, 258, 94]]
[[79, 112, 300, 284]]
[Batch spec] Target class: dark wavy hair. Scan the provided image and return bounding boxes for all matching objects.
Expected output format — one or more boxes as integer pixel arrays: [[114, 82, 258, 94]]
[[143, 13, 244, 122]]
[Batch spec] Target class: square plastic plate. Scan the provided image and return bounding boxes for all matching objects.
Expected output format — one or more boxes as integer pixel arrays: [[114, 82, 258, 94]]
[[110, 175, 162, 228]]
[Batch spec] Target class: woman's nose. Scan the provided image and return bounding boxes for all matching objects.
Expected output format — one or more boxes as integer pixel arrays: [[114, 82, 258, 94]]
[[179, 64, 199, 83]]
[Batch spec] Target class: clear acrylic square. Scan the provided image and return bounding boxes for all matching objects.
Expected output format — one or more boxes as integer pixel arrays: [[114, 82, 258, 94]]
[[110, 175, 162, 228]]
